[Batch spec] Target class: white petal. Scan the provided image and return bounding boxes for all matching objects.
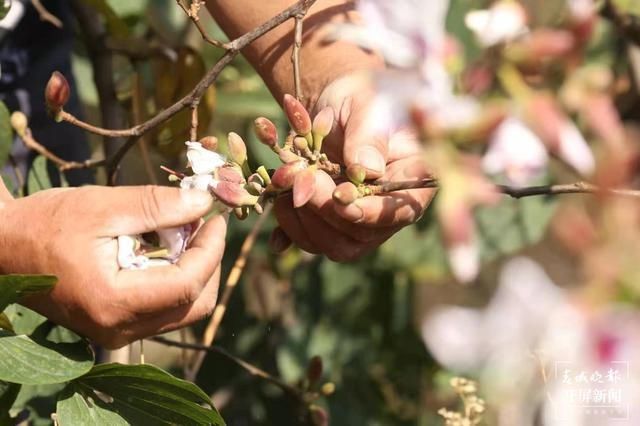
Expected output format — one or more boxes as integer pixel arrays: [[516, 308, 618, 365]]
[[421, 306, 484, 371], [180, 174, 217, 192], [447, 240, 479, 283], [185, 141, 226, 175], [482, 117, 549, 186], [156, 225, 192, 262], [557, 121, 595, 175], [465, 1, 527, 47], [117, 235, 148, 270]]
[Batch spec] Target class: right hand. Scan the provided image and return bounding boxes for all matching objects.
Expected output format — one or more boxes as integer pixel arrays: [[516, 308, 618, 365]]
[[0, 184, 226, 349]]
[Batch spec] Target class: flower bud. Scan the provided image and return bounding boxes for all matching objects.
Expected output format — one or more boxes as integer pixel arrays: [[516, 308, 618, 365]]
[[246, 181, 264, 195], [227, 132, 247, 167], [10, 111, 28, 137], [309, 405, 329, 426], [216, 165, 245, 184], [199, 135, 218, 151], [283, 94, 311, 135], [293, 136, 309, 152], [346, 163, 367, 185], [254, 117, 278, 149], [271, 160, 307, 190], [233, 207, 249, 220], [45, 71, 70, 114], [293, 167, 316, 208], [269, 227, 292, 253], [279, 149, 300, 164], [306, 356, 323, 385], [332, 182, 360, 205], [247, 172, 265, 187], [321, 382, 335, 396], [211, 181, 259, 207], [312, 106, 334, 153]]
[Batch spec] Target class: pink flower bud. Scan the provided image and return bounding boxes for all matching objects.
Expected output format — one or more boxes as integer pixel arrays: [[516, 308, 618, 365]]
[[269, 227, 292, 253], [211, 181, 259, 207], [199, 135, 218, 151], [312, 107, 334, 140], [216, 165, 245, 184], [306, 356, 323, 385], [279, 149, 301, 164], [271, 160, 307, 190], [346, 164, 367, 185], [254, 117, 278, 148], [227, 132, 247, 166], [283, 94, 311, 135], [45, 71, 70, 114], [293, 167, 317, 208], [309, 405, 329, 426], [332, 182, 360, 205]]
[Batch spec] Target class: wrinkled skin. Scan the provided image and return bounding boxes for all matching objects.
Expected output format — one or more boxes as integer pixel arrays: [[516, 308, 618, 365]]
[[274, 75, 435, 261], [0, 184, 225, 348]]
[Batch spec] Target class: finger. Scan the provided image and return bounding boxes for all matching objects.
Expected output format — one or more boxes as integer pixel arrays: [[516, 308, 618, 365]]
[[341, 94, 389, 179], [335, 187, 435, 227], [116, 267, 222, 346], [305, 170, 400, 243], [113, 214, 227, 314], [274, 193, 321, 255], [295, 207, 368, 262], [92, 186, 213, 236]]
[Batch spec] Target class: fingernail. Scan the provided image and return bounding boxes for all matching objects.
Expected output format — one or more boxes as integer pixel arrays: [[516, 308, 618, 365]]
[[339, 202, 364, 223], [355, 146, 385, 176], [181, 189, 212, 208]]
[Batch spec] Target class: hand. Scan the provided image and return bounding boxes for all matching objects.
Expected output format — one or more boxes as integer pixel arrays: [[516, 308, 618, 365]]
[[274, 74, 435, 261], [0, 185, 226, 349]]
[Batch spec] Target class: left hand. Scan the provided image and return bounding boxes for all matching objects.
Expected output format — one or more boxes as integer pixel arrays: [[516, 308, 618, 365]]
[[274, 74, 435, 261]]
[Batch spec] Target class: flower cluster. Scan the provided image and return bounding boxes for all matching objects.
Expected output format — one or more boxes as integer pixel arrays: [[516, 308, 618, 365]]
[[334, 0, 601, 282]]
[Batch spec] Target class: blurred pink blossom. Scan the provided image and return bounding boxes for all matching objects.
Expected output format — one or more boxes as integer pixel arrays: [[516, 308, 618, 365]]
[[482, 116, 549, 186], [465, 0, 528, 47]]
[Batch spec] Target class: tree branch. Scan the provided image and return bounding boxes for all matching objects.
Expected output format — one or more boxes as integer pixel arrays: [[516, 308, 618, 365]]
[[150, 335, 299, 396], [187, 203, 274, 381], [31, 0, 63, 28], [176, 0, 228, 49]]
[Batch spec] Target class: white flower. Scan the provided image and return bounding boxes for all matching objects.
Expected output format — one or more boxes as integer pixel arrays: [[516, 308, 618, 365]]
[[557, 120, 595, 175], [117, 235, 149, 270], [180, 174, 218, 192], [465, 0, 528, 47], [447, 238, 480, 284], [186, 141, 226, 175], [156, 225, 192, 262], [482, 117, 549, 186]]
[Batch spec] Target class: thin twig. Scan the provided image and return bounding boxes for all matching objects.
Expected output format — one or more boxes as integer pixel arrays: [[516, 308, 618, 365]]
[[59, 0, 317, 139], [187, 203, 274, 381], [291, 14, 304, 101], [31, 0, 63, 28], [176, 0, 228, 49], [368, 178, 640, 199], [15, 128, 105, 171], [190, 102, 199, 142], [150, 335, 299, 396], [132, 69, 158, 184]]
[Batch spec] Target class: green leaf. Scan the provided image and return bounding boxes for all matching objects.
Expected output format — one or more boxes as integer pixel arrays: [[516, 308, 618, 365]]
[[0, 275, 57, 312], [475, 193, 556, 263], [27, 156, 54, 194], [0, 101, 12, 168], [0, 380, 20, 421], [81, 0, 130, 39], [0, 331, 94, 385], [612, 0, 640, 17], [56, 363, 225, 425]]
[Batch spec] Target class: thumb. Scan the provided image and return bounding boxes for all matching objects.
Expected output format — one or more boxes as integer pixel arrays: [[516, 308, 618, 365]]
[[102, 186, 213, 235], [0, 178, 13, 208], [342, 94, 388, 179]]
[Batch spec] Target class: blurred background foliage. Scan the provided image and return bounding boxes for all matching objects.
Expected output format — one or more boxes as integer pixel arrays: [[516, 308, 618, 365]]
[[3, 0, 632, 424]]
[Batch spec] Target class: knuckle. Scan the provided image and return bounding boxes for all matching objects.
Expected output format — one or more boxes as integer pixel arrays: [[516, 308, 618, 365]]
[[139, 185, 163, 230], [179, 276, 204, 306]]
